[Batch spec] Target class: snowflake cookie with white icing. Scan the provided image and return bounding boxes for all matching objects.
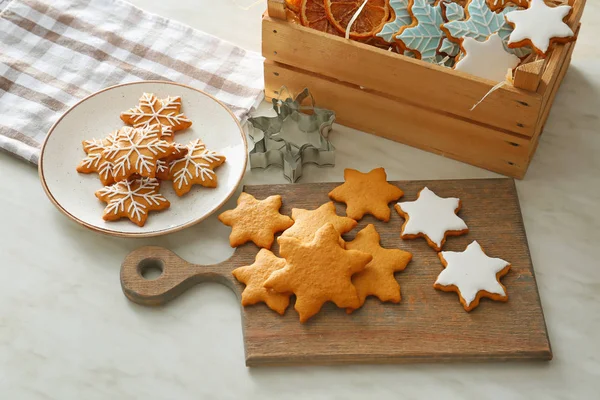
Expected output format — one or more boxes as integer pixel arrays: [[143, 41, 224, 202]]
[[434, 241, 511, 311], [505, 0, 575, 57], [76, 130, 120, 186], [156, 142, 188, 181], [168, 139, 226, 196], [103, 124, 175, 182], [95, 177, 170, 227], [394, 187, 468, 251], [120, 93, 192, 136]]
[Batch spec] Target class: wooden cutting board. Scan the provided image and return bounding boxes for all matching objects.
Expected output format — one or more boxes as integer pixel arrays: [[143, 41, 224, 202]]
[[121, 178, 551, 366]]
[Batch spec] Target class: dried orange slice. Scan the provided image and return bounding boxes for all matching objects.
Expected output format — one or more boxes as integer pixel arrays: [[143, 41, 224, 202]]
[[300, 0, 343, 37], [286, 0, 302, 13], [324, 0, 390, 39]]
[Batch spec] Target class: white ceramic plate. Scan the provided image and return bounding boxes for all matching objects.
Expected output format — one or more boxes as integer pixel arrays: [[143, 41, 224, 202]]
[[39, 81, 247, 237]]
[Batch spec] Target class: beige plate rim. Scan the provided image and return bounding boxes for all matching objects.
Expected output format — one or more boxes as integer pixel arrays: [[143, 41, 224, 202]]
[[38, 80, 248, 238]]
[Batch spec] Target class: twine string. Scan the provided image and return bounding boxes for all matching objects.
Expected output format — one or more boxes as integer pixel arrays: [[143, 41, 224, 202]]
[[346, 0, 369, 40]]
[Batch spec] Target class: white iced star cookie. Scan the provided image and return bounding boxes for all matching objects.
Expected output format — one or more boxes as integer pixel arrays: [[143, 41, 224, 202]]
[[505, 0, 575, 57], [394, 187, 468, 251], [455, 33, 521, 82], [434, 241, 511, 312]]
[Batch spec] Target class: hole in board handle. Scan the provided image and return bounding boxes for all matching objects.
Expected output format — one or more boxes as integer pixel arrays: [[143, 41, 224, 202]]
[[274, 51, 278, 55], [138, 258, 164, 281], [274, 72, 280, 76], [273, 30, 277, 33]]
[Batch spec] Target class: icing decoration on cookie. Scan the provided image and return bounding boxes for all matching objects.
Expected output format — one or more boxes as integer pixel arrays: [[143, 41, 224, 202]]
[[120, 93, 192, 133], [155, 143, 188, 181], [396, 0, 445, 63], [232, 249, 290, 315], [280, 202, 357, 244], [441, 0, 531, 58], [505, 0, 574, 56], [103, 125, 174, 182], [328, 168, 404, 222], [346, 224, 412, 313], [95, 177, 170, 227], [486, 0, 528, 12], [442, 0, 465, 21], [377, 0, 412, 43], [394, 187, 468, 251], [434, 241, 511, 312], [218, 193, 294, 249], [439, 38, 460, 57], [76, 130, 119, 186], [455, 33, 520, 82], [438, 1, 464, 57], [160, 125, 174, 142], [264, 223, 372, 322], [168, 139, 226, 196]]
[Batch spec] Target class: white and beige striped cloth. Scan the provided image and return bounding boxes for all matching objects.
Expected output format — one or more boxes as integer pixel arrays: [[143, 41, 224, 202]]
[[0, 0, 264, 163]]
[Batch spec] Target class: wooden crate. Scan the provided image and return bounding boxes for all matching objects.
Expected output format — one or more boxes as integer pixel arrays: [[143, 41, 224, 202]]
[[262, 0, 586, 178]]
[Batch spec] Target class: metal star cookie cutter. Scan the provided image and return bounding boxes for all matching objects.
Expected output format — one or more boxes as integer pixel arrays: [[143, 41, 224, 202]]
[[248, 88, 335, 183]]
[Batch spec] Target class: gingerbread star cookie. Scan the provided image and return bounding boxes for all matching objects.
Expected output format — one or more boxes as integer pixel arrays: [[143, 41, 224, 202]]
[[156, 143, 188, 181], [394, 187, 468, 251], [435, 241, 511, 311], [280, 202, 357, 244], [346, 224, 412, 313], [120, 92, 192, 133], [505, 0, 575, 57], [103, 124, 175, 182], [168, 139, 226, 196], [328, 168, 404, 222], [264, 223, 372, 322], [95, 177, 170, 227], [218, 193, 294, 249], [76, 130, 120, 185], [232, 249, 291, 315]]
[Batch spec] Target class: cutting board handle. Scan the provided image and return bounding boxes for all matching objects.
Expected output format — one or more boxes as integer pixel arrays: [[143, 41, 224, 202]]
[[120, 246, 239, 306]]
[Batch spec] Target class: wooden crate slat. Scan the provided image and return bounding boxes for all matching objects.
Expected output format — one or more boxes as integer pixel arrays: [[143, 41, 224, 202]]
[[513, 60, 545, 92], [267, 0, 286, 20], [263, 16, 541, 137], [265, 61, 531, 178], [527, 36, 577, 161]]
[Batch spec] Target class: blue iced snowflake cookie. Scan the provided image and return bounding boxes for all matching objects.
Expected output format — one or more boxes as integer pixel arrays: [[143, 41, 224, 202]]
[[441, 0, 531, 58], [396, 0, 445, 63]]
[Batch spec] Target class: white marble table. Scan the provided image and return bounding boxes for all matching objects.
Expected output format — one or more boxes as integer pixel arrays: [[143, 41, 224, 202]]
[[1, 1, 599, 398]]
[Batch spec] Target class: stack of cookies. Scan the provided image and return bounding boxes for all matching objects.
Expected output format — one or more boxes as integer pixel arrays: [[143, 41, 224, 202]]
[[219, 167, 512, 322], [76, 93, 226, 227], [219, 168, 411, 322]]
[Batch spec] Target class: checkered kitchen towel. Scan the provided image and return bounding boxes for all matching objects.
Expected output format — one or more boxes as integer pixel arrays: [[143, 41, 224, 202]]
[[0, 0, 264, 163]]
